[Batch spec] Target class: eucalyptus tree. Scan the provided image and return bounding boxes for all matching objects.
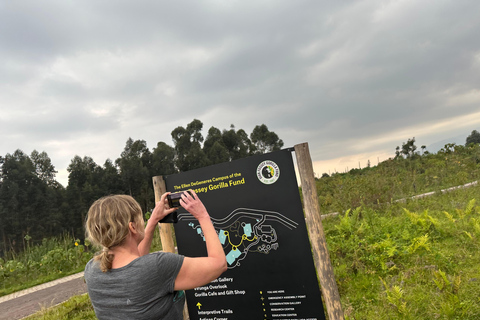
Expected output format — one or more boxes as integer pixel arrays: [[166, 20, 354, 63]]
[[250, 124, 284, 154], [30, 150, 57, 186], [115, 138, 153, 212], [151, 141, 176, 176], [66, 155, 103, 236], [222, 126, 252, 160], [0, 150, 36, 251], [203, 126, 229, 165], [101, 159, 124, 195], [395, 137, 418, 159], [466, 130, 480, 146], [171, 119, 209, 171], [0, 150, 62, 252]]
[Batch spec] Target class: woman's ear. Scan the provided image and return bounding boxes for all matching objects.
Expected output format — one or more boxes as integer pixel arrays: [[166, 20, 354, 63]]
[[129, 221, 137, 234]]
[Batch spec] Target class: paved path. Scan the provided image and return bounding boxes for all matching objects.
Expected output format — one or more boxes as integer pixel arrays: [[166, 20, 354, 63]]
[[0, 272, 87, 320]]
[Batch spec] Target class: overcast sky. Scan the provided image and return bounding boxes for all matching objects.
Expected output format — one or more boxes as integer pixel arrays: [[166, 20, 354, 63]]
[[1, 0, 480, 186]]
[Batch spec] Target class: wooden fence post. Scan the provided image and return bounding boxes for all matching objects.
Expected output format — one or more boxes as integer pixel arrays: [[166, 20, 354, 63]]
[[152, 175, 190, 319], [152, 176, 175, 253], [294, 143, 344, 320]]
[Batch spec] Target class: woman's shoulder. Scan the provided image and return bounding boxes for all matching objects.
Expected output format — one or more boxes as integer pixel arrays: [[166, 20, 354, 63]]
[[145, 251, 184, 264], [84, 252, 183, 275], [142, 251, 184, 273], [85, 257, 96, 271], [84, 257, 101, 281]]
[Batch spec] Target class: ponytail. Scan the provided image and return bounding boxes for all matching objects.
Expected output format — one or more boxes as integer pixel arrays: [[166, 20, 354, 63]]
[[96, 247, 115, 272]]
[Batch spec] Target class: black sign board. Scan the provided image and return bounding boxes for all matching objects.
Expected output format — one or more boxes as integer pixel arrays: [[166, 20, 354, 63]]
[[164, 149, 326, 320]]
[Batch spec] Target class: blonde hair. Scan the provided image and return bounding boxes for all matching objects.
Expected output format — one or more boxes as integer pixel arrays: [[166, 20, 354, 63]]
[[85, 195, 144, 272]]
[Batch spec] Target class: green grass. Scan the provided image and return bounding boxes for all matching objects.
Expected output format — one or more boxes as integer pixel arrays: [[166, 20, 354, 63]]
[[23, 294, 96, 320], [0, 235, 93, 297], [316, 144, 480, 214], [323, 187, 480, 319]]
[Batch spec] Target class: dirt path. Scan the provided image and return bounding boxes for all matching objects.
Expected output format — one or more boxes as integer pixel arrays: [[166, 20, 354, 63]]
[[0, 273, 87, 320]]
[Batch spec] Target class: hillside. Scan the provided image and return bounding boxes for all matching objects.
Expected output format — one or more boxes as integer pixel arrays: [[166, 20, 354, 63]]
[[318, 143, 480, 319]]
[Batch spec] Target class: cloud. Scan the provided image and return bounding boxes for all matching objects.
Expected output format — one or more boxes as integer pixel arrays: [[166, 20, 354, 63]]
[[1, 0, 480, 187]]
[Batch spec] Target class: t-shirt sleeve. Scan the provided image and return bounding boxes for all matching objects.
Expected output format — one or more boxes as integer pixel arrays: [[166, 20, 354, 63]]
[[84, 258, 96, 284], [154, 252, 184, 293]]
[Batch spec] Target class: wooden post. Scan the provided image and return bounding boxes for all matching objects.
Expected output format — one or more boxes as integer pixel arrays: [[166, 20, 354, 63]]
[[152, 176, 175, 253], [152, 175, 190, 319], [294, 143, 344, 320]]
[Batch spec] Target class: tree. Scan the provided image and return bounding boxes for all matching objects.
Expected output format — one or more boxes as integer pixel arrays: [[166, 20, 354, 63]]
[[466, 130, 480, 146], [100, 159, 124, 195], [66, 155, 103, 236], [67, 156, 102, 192], [203, 126, 230, 165], [116, 138, 153, 212], [395, 137, 418, 159], [203, 125, 256, 165], [222, 125, 253, 160], [0, 150, 37, 251], [171, 119, 209, 171], [250, 124, 284, 154], [441, 143, 456, 154], [206, 141, 231, 165], [0, 150, 63, 252], [151, 142, 176, 175], [30, 150, 58, 186]]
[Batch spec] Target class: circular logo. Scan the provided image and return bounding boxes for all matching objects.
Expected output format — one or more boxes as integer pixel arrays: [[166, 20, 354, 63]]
[[256, 160, 280, 185]]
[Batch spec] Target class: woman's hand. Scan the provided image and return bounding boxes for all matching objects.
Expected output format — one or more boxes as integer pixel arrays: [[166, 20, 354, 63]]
[[174, 189, 227, 290], [138, 192, 177, 255], [150, 192, 178, 223], [180, 190, 209, 220]]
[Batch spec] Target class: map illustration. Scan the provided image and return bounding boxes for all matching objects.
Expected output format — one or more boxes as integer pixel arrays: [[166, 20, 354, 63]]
[[177, 208, 299, 269]]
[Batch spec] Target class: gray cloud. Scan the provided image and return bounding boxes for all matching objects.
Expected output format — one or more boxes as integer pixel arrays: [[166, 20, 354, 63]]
[[1, 0, 480, 185]]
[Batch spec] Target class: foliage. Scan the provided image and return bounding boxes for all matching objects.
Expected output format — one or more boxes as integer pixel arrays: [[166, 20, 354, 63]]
[[171, 119, 210, 172], [23, 293, 96, 320], [466, 130, 480, 146], [395, 137, 418, 159], [0, 234, 93, 297], [0, 120, 281, 255], [0, 150, 65, 255], [250, 124, 284, 154], [316, 138, 480, 319], [323, 184, 480, 319], [317, 142, 480, 214]]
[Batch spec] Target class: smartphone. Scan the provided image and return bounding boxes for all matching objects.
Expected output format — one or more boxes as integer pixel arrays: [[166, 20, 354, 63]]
[[166, 190, 194, 208], [160, 191, 194, 223]]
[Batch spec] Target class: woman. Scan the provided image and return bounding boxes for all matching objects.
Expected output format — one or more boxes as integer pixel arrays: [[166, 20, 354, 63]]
[[84, 190, 227, 320]]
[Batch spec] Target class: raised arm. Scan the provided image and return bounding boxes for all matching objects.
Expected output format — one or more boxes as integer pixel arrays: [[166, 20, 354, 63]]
[[138, 192, 177, 256], [174, 190, 227, 291]]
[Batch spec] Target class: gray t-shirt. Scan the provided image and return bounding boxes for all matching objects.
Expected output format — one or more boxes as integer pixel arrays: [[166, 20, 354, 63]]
[[84, 251, 185, 320]]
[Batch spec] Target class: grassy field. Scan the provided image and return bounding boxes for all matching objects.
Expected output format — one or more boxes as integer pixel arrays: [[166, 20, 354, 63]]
[[315, 144, 480, 319], [323, 188, 480, 319], [0, 235, 93, 297], [10, 143, 480, 319], [23, 294, 96, 320]]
